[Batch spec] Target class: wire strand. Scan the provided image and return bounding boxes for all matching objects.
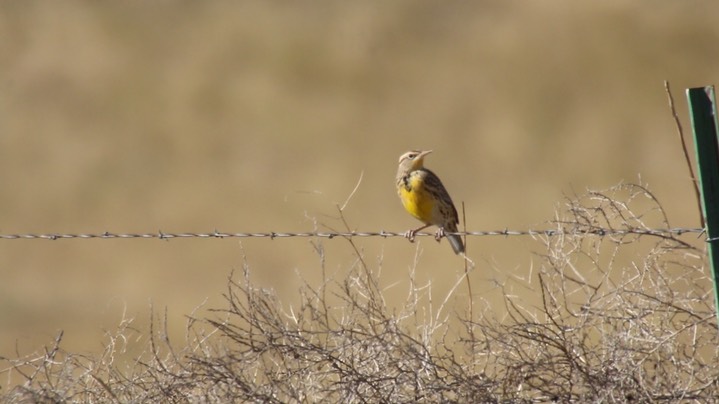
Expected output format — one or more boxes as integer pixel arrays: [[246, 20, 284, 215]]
[[0, 228, 704, 241]]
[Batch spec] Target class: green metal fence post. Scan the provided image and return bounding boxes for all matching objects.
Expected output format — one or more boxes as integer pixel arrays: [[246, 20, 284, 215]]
[[687, 85, 719, 319]]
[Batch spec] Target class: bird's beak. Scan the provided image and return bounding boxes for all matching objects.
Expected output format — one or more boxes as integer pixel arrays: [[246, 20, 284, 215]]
[[418, 150, 433, 159]]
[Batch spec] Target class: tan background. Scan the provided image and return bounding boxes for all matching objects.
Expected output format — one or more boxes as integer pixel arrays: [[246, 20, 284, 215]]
[[1, 0, 717, 369]]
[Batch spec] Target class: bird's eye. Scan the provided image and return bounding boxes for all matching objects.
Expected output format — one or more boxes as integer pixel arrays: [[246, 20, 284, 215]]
[[409, 153, 417, 159]]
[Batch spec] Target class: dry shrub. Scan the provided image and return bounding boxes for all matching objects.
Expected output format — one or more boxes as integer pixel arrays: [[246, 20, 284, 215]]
[[2, 183, 717, 403], [472, 183, 718, 402]]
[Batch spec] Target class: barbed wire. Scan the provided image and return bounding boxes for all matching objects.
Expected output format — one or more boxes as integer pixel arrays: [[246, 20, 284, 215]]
[[0, 227, 704, 241]]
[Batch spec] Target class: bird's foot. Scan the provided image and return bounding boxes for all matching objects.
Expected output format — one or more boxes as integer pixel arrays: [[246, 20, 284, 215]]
[[434, 228, 445, 242], [404, 229, 417, 243]]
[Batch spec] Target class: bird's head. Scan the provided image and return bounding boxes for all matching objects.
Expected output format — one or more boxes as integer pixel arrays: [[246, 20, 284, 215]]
[[398, 150, 432, 172]]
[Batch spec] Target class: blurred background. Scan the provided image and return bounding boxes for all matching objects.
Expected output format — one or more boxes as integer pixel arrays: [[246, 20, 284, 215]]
[[1, 0, 717, 373]]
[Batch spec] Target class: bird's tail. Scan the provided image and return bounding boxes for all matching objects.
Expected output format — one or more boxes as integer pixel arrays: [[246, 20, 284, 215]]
[[447, 233, 465, 255], [444, 223, 465, 254]]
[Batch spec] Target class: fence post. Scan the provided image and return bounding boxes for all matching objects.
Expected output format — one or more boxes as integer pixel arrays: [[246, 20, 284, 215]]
[[687, 85, 719, 318]]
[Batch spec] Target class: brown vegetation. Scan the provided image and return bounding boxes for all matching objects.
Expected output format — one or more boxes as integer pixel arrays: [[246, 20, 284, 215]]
[[2, 2, 718, 383], [3, 184, 716, 402]]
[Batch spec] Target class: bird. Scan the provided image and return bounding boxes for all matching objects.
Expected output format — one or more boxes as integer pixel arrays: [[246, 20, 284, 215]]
[[396, 150, 465, 254]]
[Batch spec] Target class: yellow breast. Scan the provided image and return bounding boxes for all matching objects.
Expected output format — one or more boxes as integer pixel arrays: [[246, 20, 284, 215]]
[[399, 173, 435, 224]]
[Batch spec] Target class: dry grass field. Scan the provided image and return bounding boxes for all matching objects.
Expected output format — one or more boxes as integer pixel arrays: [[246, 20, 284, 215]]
[[1, 1, 719, 400]]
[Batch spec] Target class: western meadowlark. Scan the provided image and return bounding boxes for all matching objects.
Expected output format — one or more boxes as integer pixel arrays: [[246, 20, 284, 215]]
[[396, 150, 465, 254]]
